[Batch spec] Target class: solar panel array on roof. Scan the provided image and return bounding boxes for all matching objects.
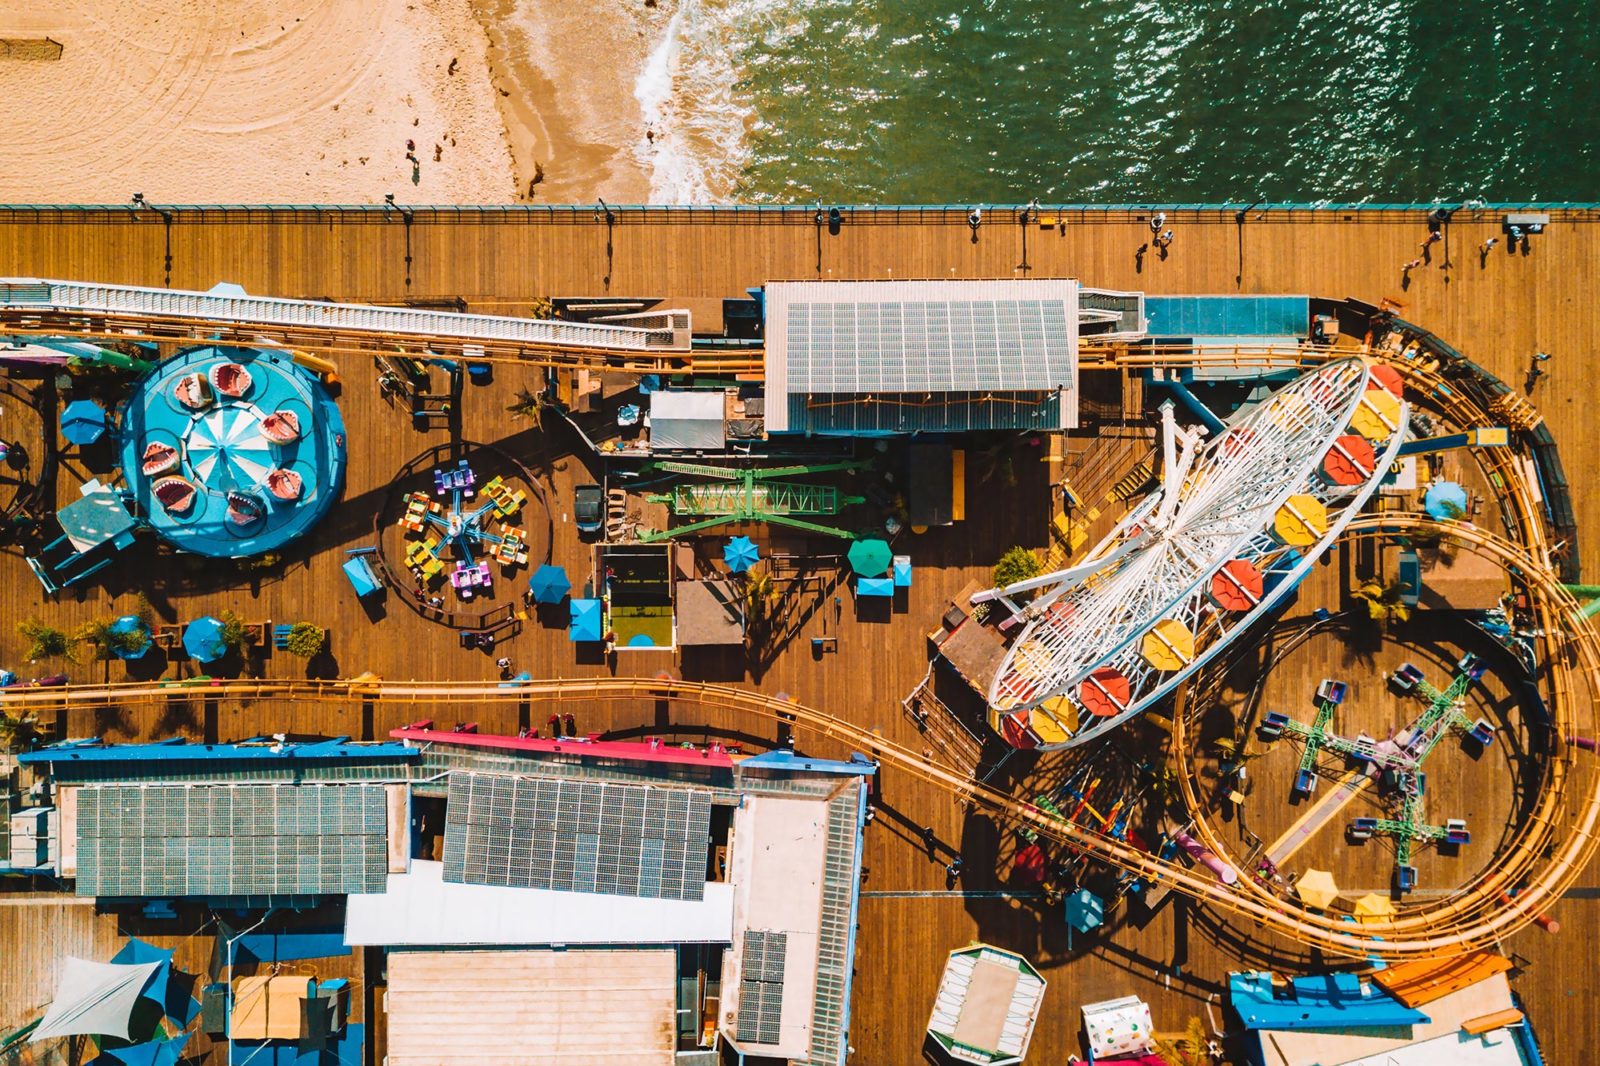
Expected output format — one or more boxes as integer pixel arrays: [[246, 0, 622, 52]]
[[442, 771, 712, 902], [783, 297, 1074, 393], [736, 930, 787, 1045], [74, 784, 387, 898]]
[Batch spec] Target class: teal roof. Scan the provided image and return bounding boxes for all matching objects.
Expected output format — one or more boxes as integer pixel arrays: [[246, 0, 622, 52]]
[[1230, 971, 1428, 1031]]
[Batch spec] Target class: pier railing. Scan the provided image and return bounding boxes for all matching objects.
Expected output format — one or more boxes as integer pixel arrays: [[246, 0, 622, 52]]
[[1, 203, 1598, 225]]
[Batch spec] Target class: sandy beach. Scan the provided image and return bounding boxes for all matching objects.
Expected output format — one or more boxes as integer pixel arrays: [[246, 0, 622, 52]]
[[0, 0, 661, 205]]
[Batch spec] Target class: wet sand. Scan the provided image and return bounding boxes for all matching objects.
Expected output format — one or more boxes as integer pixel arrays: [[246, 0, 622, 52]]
[[471, 0, 665, 203]]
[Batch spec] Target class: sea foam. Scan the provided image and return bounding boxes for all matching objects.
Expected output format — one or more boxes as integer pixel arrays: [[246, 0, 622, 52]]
[[634, 0, 786, 203]]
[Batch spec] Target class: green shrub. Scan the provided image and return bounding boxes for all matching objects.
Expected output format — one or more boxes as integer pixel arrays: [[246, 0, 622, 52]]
[[18, 618, 72, 663], [72, 617, 114, 659], [284, 622, 326, 658], [992, 546, 1043, 591], [219, 610, 246, 650]]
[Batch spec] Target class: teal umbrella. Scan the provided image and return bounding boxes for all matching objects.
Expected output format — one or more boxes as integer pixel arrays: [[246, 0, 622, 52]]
[[107, 615, 152, 661], [61, 399, 108, 445], [723, 536, 760, 573], [182, 617, 228, 663], [847, 538, 892, 577], [528, 564, 572, 604], [1423, 480, 1469, 520]]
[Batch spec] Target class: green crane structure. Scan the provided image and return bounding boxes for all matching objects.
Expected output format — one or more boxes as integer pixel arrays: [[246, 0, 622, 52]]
[[636, 459, 869, 542]]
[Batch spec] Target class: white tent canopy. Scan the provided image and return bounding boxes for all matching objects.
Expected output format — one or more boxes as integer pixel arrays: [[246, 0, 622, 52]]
[[650, 390, 726, 451], [32, 957, 163, 1041]]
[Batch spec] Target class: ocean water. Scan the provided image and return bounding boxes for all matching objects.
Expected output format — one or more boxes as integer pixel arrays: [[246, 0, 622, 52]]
[[636, 0, 1600, 204]]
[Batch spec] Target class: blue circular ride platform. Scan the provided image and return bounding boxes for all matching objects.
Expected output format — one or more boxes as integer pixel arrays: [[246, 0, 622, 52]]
[[118, 345, 346, 558]]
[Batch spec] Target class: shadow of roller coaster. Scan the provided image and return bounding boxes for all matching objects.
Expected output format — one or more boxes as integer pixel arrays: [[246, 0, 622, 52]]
[[6, 525, 1595, 962]]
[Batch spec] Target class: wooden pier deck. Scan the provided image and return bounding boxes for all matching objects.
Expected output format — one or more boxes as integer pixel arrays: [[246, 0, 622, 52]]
[[1, 206, 1598, 1063]]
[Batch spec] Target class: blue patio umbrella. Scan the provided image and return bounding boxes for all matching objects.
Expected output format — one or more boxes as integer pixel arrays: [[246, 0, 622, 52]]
[[1065, 887, 1105, 933], [723, 536, 760, 573], [1423, 480, 1470, 520], [529, 564, 572, 604], [182, 616, 228, 663], [847, 537, 893, 577], [60, 399, 108, 445], [107, 615, 152, 660], [569, 598, 603, 642]]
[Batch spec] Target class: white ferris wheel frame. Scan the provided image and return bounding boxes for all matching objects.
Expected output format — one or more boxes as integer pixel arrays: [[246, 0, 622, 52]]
[[983, 356, 1409, 750]]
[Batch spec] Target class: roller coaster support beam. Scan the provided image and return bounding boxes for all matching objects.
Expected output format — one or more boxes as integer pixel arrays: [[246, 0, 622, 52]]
[[1145, 375, 1227, 435], [1395, 427, 1510, 457]]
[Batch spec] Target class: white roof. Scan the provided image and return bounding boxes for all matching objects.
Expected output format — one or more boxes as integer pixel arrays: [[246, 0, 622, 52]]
[[1334, 1027, 1529, 1066], [343, 860, 734, 947], [764, 278, 1080, 432], [32, 957, 162, 1042], [650, 390, 726, 450]]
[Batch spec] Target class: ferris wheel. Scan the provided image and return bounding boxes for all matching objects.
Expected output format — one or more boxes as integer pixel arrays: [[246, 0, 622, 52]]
[[982, 356, 1409, 750]]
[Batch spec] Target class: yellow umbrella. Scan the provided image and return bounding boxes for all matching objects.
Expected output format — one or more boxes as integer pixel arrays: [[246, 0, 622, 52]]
[[1353, 892, 1397, 922], [1295, 869, 1339, 910], [1141, 617, 1195, 671], [1273, 493, 1328, 547], [1349, 389, 1402, 441]]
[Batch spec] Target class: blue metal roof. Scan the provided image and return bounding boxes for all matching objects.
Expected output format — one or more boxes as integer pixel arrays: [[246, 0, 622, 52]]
[[1229, 970, 1428, 1031], [1147, 295, 1309, 337], [738, 749, 877, 777], [19, 737, 418, 765]]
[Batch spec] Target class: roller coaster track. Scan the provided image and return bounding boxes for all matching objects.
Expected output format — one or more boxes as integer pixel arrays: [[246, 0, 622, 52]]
[[0, 328, 1592, 954], [5, 528, 1596, 962]]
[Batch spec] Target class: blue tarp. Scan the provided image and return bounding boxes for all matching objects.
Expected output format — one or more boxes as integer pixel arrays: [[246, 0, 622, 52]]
[[93, 1034, 188, 1066], [1229, 971, 1428, 1031], [182, 616, 228, 662], [857, 577, 894, 598], [109, 936, 200, 1032], [110, 938, 172, 1008], [1066, 888, 1104, 932], [569, 598, 603, 642], [528, 564, 572, 604], [233, 930, 351, 964], [342, 556, 382, 598]]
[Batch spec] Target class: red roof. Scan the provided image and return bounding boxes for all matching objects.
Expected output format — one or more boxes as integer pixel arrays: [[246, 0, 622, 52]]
[[389, 725, 737, 768]]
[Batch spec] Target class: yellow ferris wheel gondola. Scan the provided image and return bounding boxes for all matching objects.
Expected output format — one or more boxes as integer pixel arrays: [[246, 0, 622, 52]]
[[1349, 388, 1402, 441], [1273, 493, 1328, 547], [1140, 617, 1195, 671]]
